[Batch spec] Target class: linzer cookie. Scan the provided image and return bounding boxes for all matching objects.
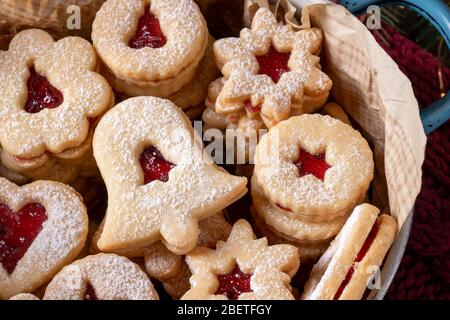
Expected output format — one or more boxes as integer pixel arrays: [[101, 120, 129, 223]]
[[93, 96, 247, 254], [0, 29, 114, 183], [302, 204, 397, 300], [43, 254, 159, 300], [181, 219, 299, 300], [213, 7, 332, 129], [92, 0, 208, 97], [0, 178, 88, 299], [254, 114, 374, 222]]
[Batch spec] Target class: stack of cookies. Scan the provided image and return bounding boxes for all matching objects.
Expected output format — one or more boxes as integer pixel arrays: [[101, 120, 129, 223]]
[[0, 0, 400, 301], [0, 29, 114, 186], [251, 114, 375, 261], [202, 7, 333, 161], [92, 0, 220, 120]]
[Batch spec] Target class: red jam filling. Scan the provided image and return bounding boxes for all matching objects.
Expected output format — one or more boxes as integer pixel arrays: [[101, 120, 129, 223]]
[[215, 265, 252, 300], [294, 149, 331, 181], [275, 203, 293, 212], [139, 146, 175, 184], [244, 100, 261, 113], [333, 221, 381, 300], [256, 46, 291, 83], [24, 67, 63, 114], [128, 6, 167, 49], [0, 203, 47, 274], [84, 282, 98, 300]]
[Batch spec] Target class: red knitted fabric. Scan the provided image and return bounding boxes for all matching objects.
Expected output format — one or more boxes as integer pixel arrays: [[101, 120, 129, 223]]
[[370, 25, 450, 300]]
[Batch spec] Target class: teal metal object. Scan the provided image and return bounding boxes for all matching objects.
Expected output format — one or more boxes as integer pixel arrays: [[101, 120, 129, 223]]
[[339, 0, 450, 133]]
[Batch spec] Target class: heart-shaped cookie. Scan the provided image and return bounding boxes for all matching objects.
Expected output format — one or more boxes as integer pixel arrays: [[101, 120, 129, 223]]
[[93, 97, 247, 255], [0, 177, 88, 299]]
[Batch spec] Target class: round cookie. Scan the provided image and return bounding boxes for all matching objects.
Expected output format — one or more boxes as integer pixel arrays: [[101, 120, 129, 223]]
[[92, 0, 208, 97], [254, 114, 374, 221], [43, 253, 159, 300]]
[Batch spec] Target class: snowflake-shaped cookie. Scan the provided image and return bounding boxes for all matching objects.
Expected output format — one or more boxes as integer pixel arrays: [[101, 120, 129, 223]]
[[181, 219, 299, 300], [0, 29, 113, 158], [213, 8, 332, 128]]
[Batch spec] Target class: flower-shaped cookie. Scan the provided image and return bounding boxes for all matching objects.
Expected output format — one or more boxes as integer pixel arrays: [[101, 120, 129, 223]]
[[213, 8, 332, 128], [93, 97, 247, 255], [181, 219, 299, 300], [0, 29, 113, 159]]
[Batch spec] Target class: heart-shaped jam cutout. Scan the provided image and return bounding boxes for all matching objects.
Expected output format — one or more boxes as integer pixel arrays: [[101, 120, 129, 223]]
[[24, 67, 64, 114], [294, 149, 331, 181], [0, 203, 47, 274], [139, 146, 175, 184], [256, 46, 291, 83], [215, 265, 252, 300], [84, 282, 98, 300], [244, 100, 261, 113], [128, 6, 167, 49], [334, 221, 380, 300]]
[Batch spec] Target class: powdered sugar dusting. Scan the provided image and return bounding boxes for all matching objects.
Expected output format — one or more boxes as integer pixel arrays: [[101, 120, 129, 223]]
[[213, 7, 332, 128], [93, 97, 247, 253], [182, 219, 299, 300], [254, 114, 374, 216], [43, 253, 159, 300], [92, 0, 207, 81], [0, 178, 88, 299], [0, 29, 113, 158]]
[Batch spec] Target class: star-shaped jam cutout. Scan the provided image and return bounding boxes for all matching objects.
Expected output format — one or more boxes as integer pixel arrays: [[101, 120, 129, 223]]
[[139, 146, 175, 184], [24, 67, 64, 114], [213, 8, 332, 127], [294, 149, 331, 181], [215, 265, 253, 300], [129, 6, 167, 49], [256, 46, 290, 83], [0, 202, 47, 274]]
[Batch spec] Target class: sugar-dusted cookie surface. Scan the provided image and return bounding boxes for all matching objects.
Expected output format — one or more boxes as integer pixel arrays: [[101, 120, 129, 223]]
[[92, 0, 208, 97], [0, 29, 113, 159], [181, 219, 299, 300], [43, 253, 159, 300], [0, 178, 88, 299], [9, 293, 40, 300], [93, 97, 247, 254], [254, 114, 374, 221], [213, 7, 332, 128], [302, 204, 397, 300]]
